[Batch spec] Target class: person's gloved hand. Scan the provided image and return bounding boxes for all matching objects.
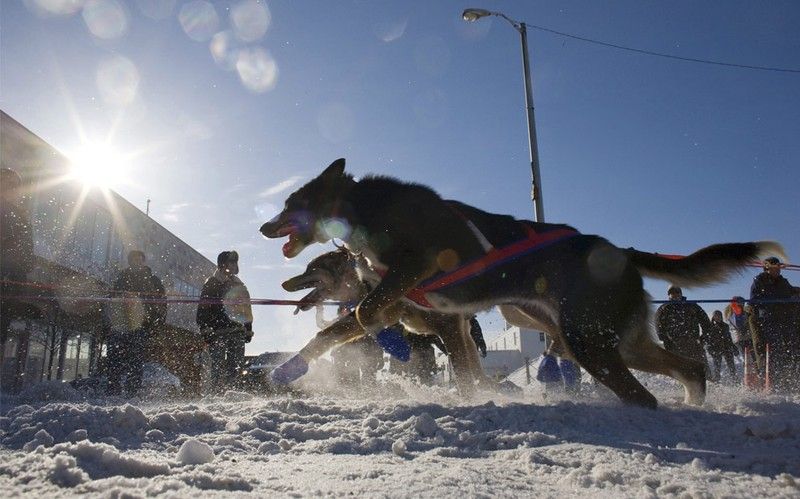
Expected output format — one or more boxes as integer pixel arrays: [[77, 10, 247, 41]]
[[244, 322, 254, 343], [479, 347, 487, 358]]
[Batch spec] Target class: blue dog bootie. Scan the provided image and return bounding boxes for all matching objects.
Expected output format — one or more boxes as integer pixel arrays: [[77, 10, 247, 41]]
[[270, 354, 309, 385], [376, 327, 411, 362], [536, 354, 562, 383], [559, 358, 579, 387]]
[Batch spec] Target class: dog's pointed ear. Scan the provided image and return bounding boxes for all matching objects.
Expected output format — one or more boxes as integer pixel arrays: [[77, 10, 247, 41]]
[[321, 158, 346, 179]]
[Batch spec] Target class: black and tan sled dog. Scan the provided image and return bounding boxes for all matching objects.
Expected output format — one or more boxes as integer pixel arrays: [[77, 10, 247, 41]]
[[261, 158, 784, 408], [282, 249, 490, 393]]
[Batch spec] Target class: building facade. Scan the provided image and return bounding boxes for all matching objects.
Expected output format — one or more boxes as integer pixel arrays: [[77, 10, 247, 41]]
[[437, 323, 548, 384], [1, 111, 215, 392]]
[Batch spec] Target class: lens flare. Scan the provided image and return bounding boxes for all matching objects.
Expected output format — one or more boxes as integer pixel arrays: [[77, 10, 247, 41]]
[[82, 0, 128, 39], [96, 56, 140, 106], [178, 0, 219, 42], [235, 47, 278, 93], [210, 31, 238, 70], [373, 18, 407, 43], [230, 0, 271, 42], [319, 219, 352, 241], [24, 0, 85, 17]]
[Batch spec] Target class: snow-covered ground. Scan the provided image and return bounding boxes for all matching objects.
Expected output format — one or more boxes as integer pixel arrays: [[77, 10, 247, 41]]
[[1, 373, 799, 498]]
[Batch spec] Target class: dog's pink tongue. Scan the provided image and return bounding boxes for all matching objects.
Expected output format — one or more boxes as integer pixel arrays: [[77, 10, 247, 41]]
[[282, 234, 299, 258], [282, 239, 294, 257]]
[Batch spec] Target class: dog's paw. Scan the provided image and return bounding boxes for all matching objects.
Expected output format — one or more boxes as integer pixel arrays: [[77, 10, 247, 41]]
[[269, 354, 309, 385]]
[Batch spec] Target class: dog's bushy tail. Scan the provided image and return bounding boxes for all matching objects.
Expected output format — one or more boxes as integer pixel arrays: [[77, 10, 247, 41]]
[[626, 241, 786, 288]]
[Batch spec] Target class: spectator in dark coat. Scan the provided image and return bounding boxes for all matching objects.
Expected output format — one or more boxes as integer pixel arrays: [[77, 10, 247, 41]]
[[197, 250, 253, 392], [469, 316, 487, 358], [749, 257, 800, 392], [704, 310, 737, 381], [107, 250, 166, 396], [655, 286, 711, 371], [1, 168, 35, 349]]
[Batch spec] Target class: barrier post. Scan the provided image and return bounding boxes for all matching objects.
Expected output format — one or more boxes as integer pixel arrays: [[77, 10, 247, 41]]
[[764, 343, 772, 393], [743, 346, 760, 390]]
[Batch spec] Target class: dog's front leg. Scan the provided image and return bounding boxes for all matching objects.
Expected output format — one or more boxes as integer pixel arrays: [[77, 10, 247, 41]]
[[272, 315, 369, 384], [353, 260, 431, 330], [297, 314, 368, 361]]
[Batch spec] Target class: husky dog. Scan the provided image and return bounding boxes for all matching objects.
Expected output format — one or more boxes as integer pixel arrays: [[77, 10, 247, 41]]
[[261, 159, 784, 408], [282, 248, 490, 393]]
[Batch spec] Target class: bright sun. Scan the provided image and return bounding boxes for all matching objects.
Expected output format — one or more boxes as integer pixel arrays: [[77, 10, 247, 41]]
[[68, 142, 127, 188]]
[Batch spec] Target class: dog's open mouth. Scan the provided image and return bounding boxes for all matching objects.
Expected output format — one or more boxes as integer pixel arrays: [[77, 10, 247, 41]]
[[296, 289, 322, 311], [283, 272, 328, 313], [283, 231, 304, 258], [282, 273, 318, 292], [271, 223, 305, 258]]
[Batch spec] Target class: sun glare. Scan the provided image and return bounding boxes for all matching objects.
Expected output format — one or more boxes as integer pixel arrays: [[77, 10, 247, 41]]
[[68, 142, 128, 188]]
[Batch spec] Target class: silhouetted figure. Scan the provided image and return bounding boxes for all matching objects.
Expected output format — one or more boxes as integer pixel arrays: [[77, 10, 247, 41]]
[[655, 286, 711, 372], [107, 250, 166, 397], [704, 310, 737, 381], [750, 257, 800, 392], [197, 251, 253, 392]]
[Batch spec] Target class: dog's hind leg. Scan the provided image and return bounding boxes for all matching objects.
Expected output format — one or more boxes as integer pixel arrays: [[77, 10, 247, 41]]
[[561, 305, 658, 409], [440, 315, 496, 396], [436, 316, 484, 396], [620, 332, 706, 406]]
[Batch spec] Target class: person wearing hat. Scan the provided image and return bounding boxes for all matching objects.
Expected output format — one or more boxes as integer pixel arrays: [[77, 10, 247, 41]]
[[655, 286, 712, 373], [197, 250, 254, 392], [107, 250, 166, 396], [749, 257, 800, 391]]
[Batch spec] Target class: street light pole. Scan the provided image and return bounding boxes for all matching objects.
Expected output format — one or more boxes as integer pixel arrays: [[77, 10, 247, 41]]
[[462, 8, 545, 222], [518, 23, 545, 222]]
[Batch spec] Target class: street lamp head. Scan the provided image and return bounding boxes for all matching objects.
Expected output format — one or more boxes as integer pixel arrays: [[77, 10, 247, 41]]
[[462, 8, 492, 22]]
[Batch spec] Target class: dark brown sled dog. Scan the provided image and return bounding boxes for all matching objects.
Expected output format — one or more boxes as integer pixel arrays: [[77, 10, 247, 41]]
[[282, 248, 490, 393], [261, 158, 784, 408]]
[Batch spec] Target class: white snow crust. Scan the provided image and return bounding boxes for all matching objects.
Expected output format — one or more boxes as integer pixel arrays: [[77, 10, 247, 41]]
[[1, 376, 799, 497]]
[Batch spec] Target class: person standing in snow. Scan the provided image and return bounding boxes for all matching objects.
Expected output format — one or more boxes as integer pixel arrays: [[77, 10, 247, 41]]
[[106, 250, 166, 397], [749, 257, 800, 392], [704, 310, 737, 381], [655, 286, 711, 372], [725, 296, 754, 360], [197, 251, 254, 392]]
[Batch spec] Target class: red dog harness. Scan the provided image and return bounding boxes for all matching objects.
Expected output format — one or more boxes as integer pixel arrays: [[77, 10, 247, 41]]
[[399, 222, 579, 308]]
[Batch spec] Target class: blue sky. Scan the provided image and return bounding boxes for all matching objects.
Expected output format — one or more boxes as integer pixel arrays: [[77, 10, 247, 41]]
[[2, 0, 799, 354]]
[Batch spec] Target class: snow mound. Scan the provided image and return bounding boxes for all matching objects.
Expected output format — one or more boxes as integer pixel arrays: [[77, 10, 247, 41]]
[[177, 439, 215, 465]]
